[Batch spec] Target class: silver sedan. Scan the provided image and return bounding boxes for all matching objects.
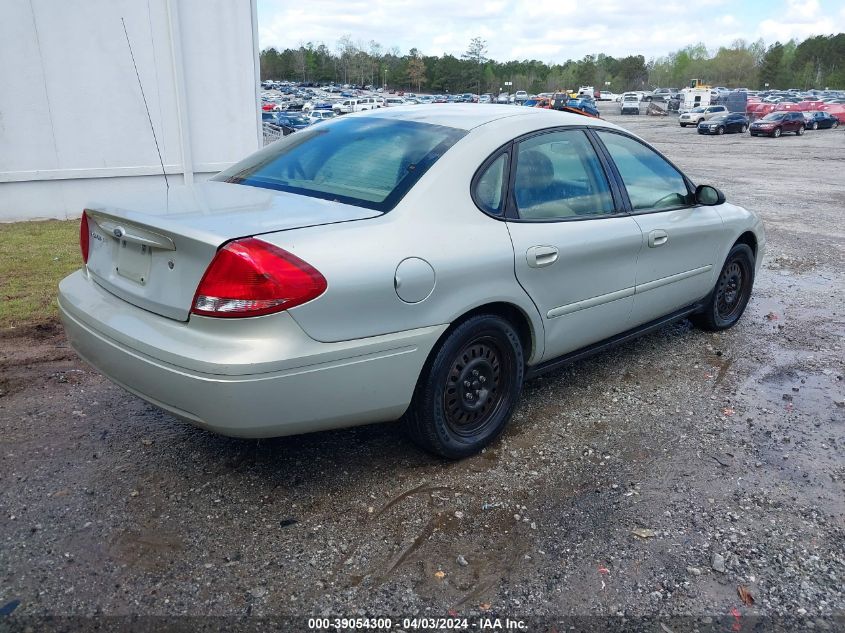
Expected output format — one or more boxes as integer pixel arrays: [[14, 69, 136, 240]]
[[59, 105, 765, 458]]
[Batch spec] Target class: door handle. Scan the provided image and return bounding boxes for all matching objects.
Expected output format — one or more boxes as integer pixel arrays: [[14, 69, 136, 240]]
[[526, 245, 559, 268], [648, 230, 669, 248]]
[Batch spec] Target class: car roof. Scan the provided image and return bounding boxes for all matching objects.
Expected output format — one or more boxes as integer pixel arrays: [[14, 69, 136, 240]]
[[341, 104, 613, 131]]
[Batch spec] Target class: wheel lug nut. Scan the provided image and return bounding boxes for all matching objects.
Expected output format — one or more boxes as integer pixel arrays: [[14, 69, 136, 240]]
[[479, 376, 486, 383], [465, 392, 473, 400], [472, 370, 479, 377], [464, 380, 471, 388]]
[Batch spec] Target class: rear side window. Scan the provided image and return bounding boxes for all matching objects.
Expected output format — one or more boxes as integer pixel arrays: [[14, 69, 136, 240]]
[[214, 117, 465, 211], [596, 131, 691, 212]]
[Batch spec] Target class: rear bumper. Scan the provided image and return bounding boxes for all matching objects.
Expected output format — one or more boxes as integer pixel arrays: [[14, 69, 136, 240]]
[[59, 270, 446, 438]]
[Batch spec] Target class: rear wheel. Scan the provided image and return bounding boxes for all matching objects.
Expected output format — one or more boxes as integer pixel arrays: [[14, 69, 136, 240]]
[[680, 123, 686, 127], [833, 120, 839, 128], [692, 244, 755, 331], [796, 125, 805, 136], [741, 124, 748, 132], [403, 315, 524, 459]]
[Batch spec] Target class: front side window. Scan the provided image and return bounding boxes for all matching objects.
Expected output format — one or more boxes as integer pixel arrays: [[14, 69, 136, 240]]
[[214, 117, 465, 211], [512, 130, 615, 220], [596, 131, 691, 212]]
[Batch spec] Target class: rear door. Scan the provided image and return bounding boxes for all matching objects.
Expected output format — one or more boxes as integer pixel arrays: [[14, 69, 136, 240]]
[[593, 130, 725, 326], [499, 128, 643, 361]]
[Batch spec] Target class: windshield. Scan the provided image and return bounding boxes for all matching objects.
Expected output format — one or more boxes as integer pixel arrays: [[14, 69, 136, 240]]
[[213, 117, 466, 211], [691, 107, 705, 113]]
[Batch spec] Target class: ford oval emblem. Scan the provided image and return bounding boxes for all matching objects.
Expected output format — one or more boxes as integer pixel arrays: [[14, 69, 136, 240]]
[[113, 227, 124, 238]]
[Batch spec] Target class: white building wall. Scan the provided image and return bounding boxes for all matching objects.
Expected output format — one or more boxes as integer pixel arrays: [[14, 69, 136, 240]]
[[0, 0, 261, 221]]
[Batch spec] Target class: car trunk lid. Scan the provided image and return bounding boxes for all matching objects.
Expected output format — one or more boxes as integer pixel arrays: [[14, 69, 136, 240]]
[[83, 181, 380, 321]]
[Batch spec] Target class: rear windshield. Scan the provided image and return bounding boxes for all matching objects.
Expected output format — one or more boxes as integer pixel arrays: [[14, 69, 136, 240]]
[[213, 117, 465, 211]]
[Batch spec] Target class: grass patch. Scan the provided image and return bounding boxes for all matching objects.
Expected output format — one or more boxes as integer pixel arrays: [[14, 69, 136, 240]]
[[0, 219, 81, 329]]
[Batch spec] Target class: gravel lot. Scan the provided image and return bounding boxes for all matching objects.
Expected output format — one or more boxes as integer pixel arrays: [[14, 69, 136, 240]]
[[1, 104, 843, 630]]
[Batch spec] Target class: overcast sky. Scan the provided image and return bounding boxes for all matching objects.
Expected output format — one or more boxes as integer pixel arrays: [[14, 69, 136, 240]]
[[258, 0, 845, 62]]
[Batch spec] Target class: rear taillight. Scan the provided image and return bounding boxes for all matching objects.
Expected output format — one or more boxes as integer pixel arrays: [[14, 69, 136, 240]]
[[191, 238, 327, 318], [80, 211, 90, 264]]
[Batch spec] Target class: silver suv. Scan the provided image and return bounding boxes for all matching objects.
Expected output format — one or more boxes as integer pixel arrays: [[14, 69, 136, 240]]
[[679, 105, 728, 127]]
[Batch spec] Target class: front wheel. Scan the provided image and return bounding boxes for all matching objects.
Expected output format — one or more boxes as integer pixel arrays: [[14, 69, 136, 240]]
[[796, 125, 805, 136], [680, 123, 687, 127], [692, 244, 755, 331], [717, 126, 725, 135], [833, 121, 839, 128], [403, 315, 524, 458], [811, 122, 818, 130], [741, 124, 748, 132], [773, 127, 782, 138]]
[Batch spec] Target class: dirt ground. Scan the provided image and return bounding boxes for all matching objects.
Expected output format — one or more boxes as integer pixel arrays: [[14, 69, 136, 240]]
[[1, 106, 843, 630]]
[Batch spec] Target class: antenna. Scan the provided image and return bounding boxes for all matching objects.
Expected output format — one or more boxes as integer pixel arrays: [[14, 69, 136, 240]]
[[122, 17, 169, 190]]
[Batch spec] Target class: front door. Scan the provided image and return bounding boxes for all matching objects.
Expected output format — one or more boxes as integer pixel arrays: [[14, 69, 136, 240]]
[[593, 130, 724, 326]]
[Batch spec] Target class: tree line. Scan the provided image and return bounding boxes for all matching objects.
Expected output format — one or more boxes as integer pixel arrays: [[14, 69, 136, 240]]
[[260, 33, 845, 93]]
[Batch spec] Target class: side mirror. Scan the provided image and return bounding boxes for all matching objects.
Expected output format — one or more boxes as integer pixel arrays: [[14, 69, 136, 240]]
[[695, 184, 726, 206]]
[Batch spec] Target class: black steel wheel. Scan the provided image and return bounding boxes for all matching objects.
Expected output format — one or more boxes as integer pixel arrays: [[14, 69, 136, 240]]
[[443, 337, 510, 437], [404, 314, 524, 459], [692, 244, 755, 331]]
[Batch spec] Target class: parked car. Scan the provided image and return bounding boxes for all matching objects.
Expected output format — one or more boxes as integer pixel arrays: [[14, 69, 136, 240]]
[[522, 98, 552, 109], [620, 94, 640, 114], [275, 112, 310, 130], [697, 112, 750, 135], [478, 94, 493, 104], [496, 93, 510, 104], [307, 110, 336, 123], [514, 90, 528, 103], [749, 111, 806, 137], [803, 111, 840, 130], [651, 88, 678, 102], [61, 106, 764, 459], [597, 91, 620, 101], [679, 105, 728, 127]]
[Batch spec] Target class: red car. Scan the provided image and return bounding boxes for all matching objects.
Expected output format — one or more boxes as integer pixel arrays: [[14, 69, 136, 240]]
[[749, 111, 806, 137]]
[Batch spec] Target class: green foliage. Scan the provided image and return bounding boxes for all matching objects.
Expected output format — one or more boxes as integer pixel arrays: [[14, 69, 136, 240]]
[[0, 220, 80, 328], [260, 33, 845, 92]]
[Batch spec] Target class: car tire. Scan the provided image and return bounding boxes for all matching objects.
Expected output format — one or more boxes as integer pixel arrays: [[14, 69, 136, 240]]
[[773, 127, 782, 138], [403, 314, 524, 459], [741, 124, 748, 132], [811, 122, 818, 130], [692, 244, 755, 332], [796, 125, 805, 136], [680, 123, 686, 127], [717, 126, 725, 135], [833, 121, 839, 128]]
